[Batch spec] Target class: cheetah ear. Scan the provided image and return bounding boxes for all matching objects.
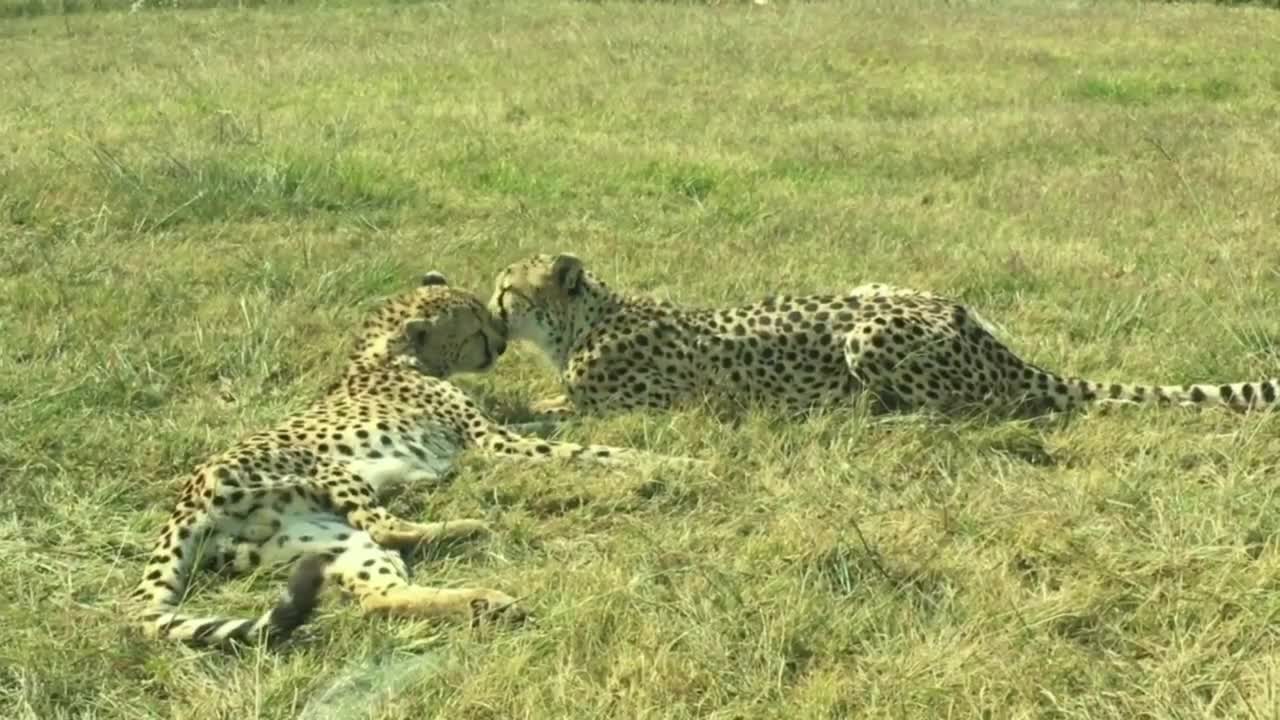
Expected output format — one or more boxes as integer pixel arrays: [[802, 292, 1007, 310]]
[[551, 253, 584, 297], [421, 271, 449, 287], [403, 318, 433, 350]]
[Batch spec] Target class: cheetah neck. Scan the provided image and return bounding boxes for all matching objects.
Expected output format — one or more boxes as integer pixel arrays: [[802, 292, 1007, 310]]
[[553, 286, 624, 369], [337, 355, 442, 392]]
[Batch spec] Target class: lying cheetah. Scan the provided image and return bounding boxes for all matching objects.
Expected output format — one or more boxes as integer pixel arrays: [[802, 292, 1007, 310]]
[[133, 271, 692, 648], [489, 253, 1279, 418]]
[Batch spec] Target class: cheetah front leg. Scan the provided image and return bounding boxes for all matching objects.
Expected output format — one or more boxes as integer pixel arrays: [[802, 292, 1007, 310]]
[[455, 386, 703, 468], [506, 420, 564, 437], [529, 393, 577, 417], [475, 424, 705, 469], [406, 519, 493, 544], [360, 513, 492, 550]]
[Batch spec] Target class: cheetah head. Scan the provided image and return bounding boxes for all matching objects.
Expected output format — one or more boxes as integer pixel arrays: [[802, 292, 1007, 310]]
[[488, 253, 605, 368], [352, 272, 508, 377]]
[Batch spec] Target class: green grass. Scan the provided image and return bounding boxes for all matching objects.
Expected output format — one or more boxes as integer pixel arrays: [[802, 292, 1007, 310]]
[[5, 0, 1280, 717]]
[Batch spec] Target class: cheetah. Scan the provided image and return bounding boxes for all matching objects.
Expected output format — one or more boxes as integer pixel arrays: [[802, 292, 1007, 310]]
[[133, 271, 694, 648], [488, 253, 1279, 419]]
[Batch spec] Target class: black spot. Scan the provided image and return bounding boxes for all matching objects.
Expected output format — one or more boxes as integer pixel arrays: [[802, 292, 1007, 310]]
[[1219, 385, 1234, 402], [1108, 384, 1123, 399], [1262, 383, 1276, 403], [1189, 387, 1206, 402], [1242, 384, 1255, 403]]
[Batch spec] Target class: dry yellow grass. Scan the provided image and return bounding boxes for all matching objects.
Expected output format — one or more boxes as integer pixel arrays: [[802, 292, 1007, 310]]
[[4, 1, 1280, 717]]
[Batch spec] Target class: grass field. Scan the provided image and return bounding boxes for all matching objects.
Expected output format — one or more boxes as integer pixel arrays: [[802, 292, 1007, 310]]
[[5, 0, 1280, 717]]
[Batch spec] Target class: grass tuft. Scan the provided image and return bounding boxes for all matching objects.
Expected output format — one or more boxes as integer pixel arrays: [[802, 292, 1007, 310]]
[[85, 145, 414, 231]]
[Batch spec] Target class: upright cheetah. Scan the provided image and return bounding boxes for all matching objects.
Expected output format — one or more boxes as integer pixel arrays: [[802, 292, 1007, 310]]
[[133, 271, 694, 648], [488, 253, 1278, 418]]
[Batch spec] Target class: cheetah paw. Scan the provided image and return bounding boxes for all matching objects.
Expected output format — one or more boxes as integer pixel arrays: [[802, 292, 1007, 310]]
[[468, 590, 529, 626]]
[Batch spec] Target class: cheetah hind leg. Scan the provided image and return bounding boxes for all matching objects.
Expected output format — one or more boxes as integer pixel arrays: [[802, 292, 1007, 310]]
[[259, 515, 526, 627], [361, 586, 527, 626], [840, 326, 950, 415], [838, 346, 907, 415], [305, 461, 490, 550]]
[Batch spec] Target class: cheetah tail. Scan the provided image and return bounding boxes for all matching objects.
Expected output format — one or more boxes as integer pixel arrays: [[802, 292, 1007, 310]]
[[1056, 374, 1280, 412], [140, 554, 329, 648]]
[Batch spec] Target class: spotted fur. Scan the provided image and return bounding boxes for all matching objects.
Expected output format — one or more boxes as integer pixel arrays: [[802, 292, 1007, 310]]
[[489, 253, 1279, 418], [133, 271, 693, 649]]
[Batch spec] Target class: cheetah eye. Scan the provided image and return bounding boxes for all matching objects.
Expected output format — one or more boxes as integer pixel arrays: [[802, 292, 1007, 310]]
[[404, 319, 431, 349]]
